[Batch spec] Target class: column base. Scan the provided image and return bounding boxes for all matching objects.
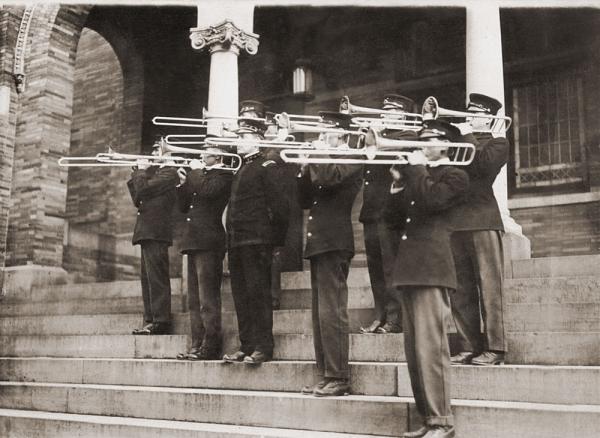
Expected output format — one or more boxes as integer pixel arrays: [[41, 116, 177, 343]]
[[1, 265, 68, 301], [502, 219, 531, 279]]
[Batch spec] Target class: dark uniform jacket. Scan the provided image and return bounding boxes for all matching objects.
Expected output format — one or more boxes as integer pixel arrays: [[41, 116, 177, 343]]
[[449, 133, 509, 232], [386, 165, 469, 290], [226, 151, 289, 248], [176, 167, 232, 253], [359, 164, 392, 224], [127, 166, 178, 245], [298, 161, 363, 259]]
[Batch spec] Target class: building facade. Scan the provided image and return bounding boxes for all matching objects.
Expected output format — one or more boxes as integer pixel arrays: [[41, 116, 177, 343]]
[[1, 2, 599, 286]]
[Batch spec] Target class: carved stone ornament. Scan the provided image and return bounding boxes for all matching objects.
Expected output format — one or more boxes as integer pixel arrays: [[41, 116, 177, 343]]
[[190, 20, 259, 55], [13, 5, 37, 93]]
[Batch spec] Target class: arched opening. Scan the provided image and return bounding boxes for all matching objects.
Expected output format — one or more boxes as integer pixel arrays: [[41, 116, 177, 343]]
[[63, 27, 138, 282]]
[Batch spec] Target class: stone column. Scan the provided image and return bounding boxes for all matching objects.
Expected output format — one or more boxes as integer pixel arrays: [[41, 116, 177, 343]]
[[190, 2, 259, 135], [466, 1, 531, 268]]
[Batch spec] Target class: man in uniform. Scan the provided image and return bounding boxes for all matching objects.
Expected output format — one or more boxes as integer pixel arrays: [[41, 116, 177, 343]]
[[360, 94, 417, 334], [222, 118, 289, 365], [175, 147, 232, 360], [299, 112, 363, 397], [128, 138, 179, 335], [447, 93, 509, 366], [388, 120, 468, 438]]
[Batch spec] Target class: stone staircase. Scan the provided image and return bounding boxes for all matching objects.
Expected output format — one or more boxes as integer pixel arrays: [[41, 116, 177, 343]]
[[0, 255, 599, 437]]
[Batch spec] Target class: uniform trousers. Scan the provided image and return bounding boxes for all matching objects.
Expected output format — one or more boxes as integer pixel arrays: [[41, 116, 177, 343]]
[[229, 244, 274, 356], [450, 230, 506, 353], [271, 246, 285, 306], [140, 240, 171, 324], [186, 250, 225, 350], [399, 286, 454, 427], [377, 222, 402, 329], [309, 251, 352, 380]]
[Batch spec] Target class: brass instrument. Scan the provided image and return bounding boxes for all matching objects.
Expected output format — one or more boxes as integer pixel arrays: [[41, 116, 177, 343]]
[[276, 112, 365, 137], [164, 134, 206, 145], [338, 96, 423, 131], [152, 116, 211, 129], [202, 107, 274, 124], [422, 96, 512, 133], [280, 135, 476, 166], [58, 141, 242, 172], [205, 136, 314, 150]]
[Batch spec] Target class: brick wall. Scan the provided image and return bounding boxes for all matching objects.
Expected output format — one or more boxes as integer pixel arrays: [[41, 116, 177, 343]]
[[512, 201, 600, 257], [6, 5, 91, 267]]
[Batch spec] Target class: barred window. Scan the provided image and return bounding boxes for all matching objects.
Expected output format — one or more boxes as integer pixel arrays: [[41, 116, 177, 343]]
[[513, 76, 586, 188]]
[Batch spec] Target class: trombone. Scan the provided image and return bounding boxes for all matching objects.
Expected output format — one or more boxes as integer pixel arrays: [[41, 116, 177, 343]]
[[422, 96, 512, 133], [276, 112, 366, 137], [205, 136, 314, 150], [339, 95, 423, 131], [279, 138, 476, 166], [164, 134, 206, 145]]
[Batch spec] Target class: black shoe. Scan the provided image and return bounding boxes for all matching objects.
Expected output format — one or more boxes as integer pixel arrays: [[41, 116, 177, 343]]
[[132, 323, 153, 335], [223, 350, 246, 363], [188, 346, 221, 361], [403, 425, 429, 438], [301, 379, 328, 395], [450, 351, 476, 365], [471, 351, 505, 366], [148, 322, 171, 335], [243, 350, 271, 365], [423, 426, 455, 438], [176, 347, 200, 360], [360, 319, 382, 334], [376, 322, 401, 334], [314, 378, 350, 397]]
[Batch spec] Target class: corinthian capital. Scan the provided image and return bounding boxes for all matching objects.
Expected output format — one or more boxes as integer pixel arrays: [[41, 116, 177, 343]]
[[190, 20, 259, 55]]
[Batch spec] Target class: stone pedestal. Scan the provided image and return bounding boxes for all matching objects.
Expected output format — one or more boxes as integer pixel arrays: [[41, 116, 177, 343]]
[[466, 2, 531, 275], [2, 265, 68, 301]]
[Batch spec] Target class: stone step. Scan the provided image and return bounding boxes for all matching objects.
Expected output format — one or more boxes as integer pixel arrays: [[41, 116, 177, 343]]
[[505, 303, 600, 331], [0, 409, 392, 438], [0, 309, 376, 336], [1, 383, 599, 438], [0, 382, 409, 436], [504, 275, 600, 304], [6, 278, 183, 303], [0, 333, 406, 362], [511, 254, 600, 279], [398, 363, 600, 405], [0, 358, 397, 397], [506, 332, 600, 366], [2, 357, 599, 405], [0, 295, 186, 317]]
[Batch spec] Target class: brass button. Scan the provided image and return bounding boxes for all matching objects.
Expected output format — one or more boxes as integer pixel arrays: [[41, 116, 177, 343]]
[[313, 201, 318, 205], [137, 212, 140, 216], [406, 218, 411, 223], [307, 232, 312, 237], [190, 205, 194, 209], [309, 216, 313, 220], [186, 218, 191, 222], [365, 181, 369, 185], [401, 234, 407, 240], [366, 170, 371, 174], [410, 201, 415, 205]]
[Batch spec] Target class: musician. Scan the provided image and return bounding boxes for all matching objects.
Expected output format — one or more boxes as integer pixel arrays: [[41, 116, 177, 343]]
[[128, 138, 179, 335], [175, 146, 232, 360], [299, 112, 362, 397], [238, 101, 301, 310], [359, 94, 416, 335], [387, 120, 468, 438], [222, 119, 289, 365], [448, 93, 509, 366]]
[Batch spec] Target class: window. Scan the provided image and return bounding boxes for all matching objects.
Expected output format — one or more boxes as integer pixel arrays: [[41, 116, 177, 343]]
[[513, 75, 585, 188]]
